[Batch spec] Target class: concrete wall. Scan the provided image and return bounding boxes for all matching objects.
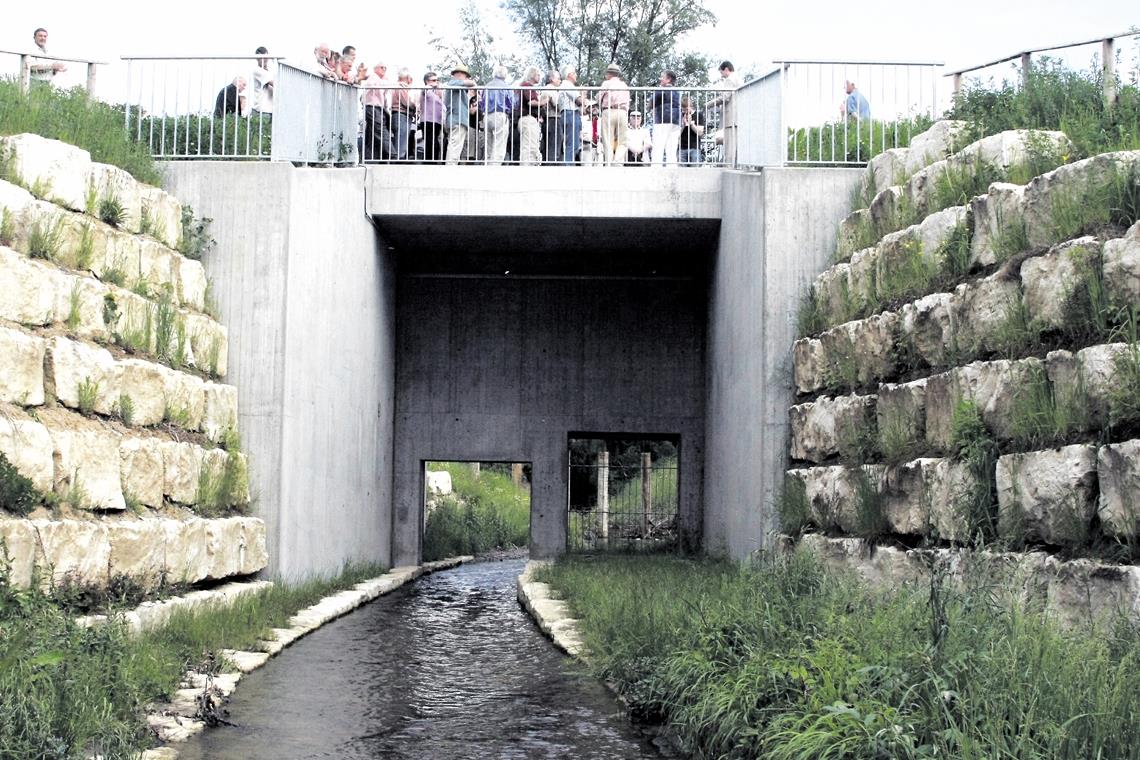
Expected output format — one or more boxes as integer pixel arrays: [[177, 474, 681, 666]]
[[392, 275, 707, 564], [164, 163, 395, 580], [704, 168, 861, 559]]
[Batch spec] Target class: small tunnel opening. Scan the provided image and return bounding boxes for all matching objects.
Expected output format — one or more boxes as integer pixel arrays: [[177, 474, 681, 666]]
[[567, 435, 680, 553], [422, 461, 532, 561]]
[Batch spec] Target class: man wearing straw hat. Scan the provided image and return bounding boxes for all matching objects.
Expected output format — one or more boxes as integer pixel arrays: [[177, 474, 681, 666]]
[[445, 64, 477, 164], [597, 63, 631, 165]]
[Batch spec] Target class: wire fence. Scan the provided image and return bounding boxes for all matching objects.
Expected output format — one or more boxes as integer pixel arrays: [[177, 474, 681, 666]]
[[568, 453, 678, 552]]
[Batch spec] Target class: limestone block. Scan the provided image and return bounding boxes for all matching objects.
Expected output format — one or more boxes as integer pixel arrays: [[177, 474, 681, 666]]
[[1022, 151, 1140, 249], [788, 464, 886, 534], [200, 448, 250, 507], [864, 147, 908, 203], [0, 327, 46, 406], [204, 517, 247, 580], [0, 177, 35, 218], [107, 287, 155, 354], [868, 185, 905, 236], [846, 248, 877, 313], [1020, 237, 1099, 330], [793, 338, 826, 395], [139, 185, 182, 249], [51, 427, 126, 511], [0, 414, 53, 492], [173, 254, 208, 311], [52, 273, 109, 341], [426, 470, 452, 495], [161, 441, 204, 505], [0, 246, 62, 325], [951, 273, 1022, 355], [12, 199, 69, 256], [0, 134, 93, 211], [108, 518, 167, 579], [902, 120, 969, 177], [969, 182, 1027, 268], [885, 458, 977, 541], [876, 379, 927, 456], [1102, 220, 1140, 310], [789, 393, 877, 464], [1042, 556, 1139, 625], [820, 312, 899, 388], [161, 367, 205, 431], [185, 312, 228, 377], [119, 359, 167, 426], [924, 359, 1046, 451], [45, 336, 122, 416], [1073, 343, 1134, 428], [202, 382, 238, 442], [836, 208, 871, 259], [1097, 439, 1140, 539], [30, 519, 111, 588], [0, 519, 38, 586], [162, 518, 210, 584], [88, 162, 143, 234], [136, 238, 176, 294], [898, 292, 955, 368], [91, 224, 141, 282], [813, 262, 852, 326], [916, 204, 968, 260], [963, 130, 1070, 173], [238, 516, 268, 574], [120, 436, 165, 508], [996, 444, 1098, 546]]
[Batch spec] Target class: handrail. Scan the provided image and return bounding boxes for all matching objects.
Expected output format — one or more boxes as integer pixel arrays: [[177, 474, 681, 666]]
[[2, 48, 106, 95], [774, 58, 943, 67], [0, 48, 107, 65], [944, 30, 1136, 77], [121, 55, 286, 61]]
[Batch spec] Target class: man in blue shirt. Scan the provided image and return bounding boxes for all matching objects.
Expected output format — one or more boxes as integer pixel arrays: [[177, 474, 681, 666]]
[[481, 66, 514, 165], [841, 80, 871, 121], [445, 64, 477, 164]]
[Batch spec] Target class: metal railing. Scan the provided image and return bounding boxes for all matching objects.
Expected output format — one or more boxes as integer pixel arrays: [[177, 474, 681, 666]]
[[777, 59, 943, 164], [2, 48, 103, 94], [120, 55, 947, 167], [946, 30, 1139, 105], [568, 452, 678, 552]]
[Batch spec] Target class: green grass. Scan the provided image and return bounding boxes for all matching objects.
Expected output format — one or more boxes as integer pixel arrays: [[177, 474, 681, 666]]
[[0, 78, 161, 186], [134, 113, 272, 163], [949, 398, 999, 543], [537, 550, 1140, 760], [0, 451, 42, 515], [788, 115, 934, 163], [0, 559, 387, 759], [422, 462, 530, 561]]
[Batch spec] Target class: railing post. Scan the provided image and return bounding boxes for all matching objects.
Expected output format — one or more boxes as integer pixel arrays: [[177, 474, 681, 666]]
[[641, 452, 652, 537], [1102, 37, 1117, 107], [86, 62, 97, 95], [952, 72, 962, 98], [18, 54, 30, 95], [1020, 52, 1032, 89], [511, 463, 523, 487], [596, 450, 609, 543]]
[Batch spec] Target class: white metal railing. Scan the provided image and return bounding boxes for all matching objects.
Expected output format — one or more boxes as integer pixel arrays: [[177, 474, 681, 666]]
[[2, 48, 103, 94], [777, 59, 944, 164], [120, 56, 947, 168], [946, 30, 1139, 104]]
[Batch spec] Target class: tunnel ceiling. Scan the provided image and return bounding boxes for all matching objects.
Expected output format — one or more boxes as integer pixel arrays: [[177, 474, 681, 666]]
[[375, 215, 720, 277]]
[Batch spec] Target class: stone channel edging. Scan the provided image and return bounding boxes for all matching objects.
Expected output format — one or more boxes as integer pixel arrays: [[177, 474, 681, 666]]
[[142, 556, 472, 758], [517, 560, 584, 657]]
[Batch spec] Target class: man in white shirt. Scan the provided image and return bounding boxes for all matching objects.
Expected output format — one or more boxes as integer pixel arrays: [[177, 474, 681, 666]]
[[251, 47, 274, 115], [29, 28, 66, 87], [626, 111, 651, 164], [711, 60, 742, 165]]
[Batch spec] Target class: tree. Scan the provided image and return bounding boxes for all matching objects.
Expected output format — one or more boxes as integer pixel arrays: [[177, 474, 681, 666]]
[[428, 1, 522, 83], [504, 0, 716, 86]]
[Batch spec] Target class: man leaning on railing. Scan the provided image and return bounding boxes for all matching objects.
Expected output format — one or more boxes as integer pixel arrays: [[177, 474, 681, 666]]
[[29, 28, 66, 87]]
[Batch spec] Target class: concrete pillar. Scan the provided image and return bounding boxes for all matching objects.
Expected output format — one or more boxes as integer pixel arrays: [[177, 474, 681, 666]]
[[86, 63, 98, 96], [1103, 38, 1117, 107], [1020, 53, 1032, 89], [18, 55, 29, 95], [641, 452, 652, 536], [597, 450, 609, 543]]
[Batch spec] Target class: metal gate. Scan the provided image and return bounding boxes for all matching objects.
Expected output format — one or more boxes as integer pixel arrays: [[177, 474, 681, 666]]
[[567, 449, 678, 552]]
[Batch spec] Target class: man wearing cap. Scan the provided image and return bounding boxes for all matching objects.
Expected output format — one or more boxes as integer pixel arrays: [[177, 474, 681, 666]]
[[597, 63, 630, 165], [626, 110, 651, 164], [445, 64, 477, 164]]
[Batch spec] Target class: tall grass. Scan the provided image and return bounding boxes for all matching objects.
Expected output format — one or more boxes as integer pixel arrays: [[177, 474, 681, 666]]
[[422, 462, 530, 561], [0, 560, 386, 759], [537, 552, 1140, 760], [788, 115, 934, 163], [0, 79, 161, 186]]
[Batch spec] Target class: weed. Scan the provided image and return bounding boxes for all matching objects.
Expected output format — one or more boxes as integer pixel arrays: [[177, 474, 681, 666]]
[[949, 398, 998, 543], [936, 220, 972, 281], [878, 408, 921, 465], [797, 286, 827, 339], [115, 302, 152, 355], [61, 474, 90, 510], [853, 467, 888, 540], [164, 404, 192, 429], [102, 294, 120, 332], [139, 203, 153, 235], [928, 156, 1001, 214], [195, 445, 248, 517], [846, 215, 879, 256], [84, 177, 98, 215], [119, 394, 135, 426], [98, 195, 125, 227], [76, 376, 99, 415], [153, 286, 179, 363], [27, 215, 63, 260], [992, 209, 1030, 262], [776, 475, 809, 537], [822, 334, 860, 394], [992, 294, 1044, 360], [1108, 315, 1140, 429], [65, 282, 82, 331], [0, 207, 13, 247], [178, 207, 215, 260], [876, 239, 934, 306], [29, 175, 52, 200], [131, 276, 150, 298], [102, 254, 128, 287], [0, 451, 41, 515], [203, 279, 220, 320], [203, 334, 222, 377], [1061, 243, 1115, 345], [836, 408, 878, 464], [75, 222, 95, 269]]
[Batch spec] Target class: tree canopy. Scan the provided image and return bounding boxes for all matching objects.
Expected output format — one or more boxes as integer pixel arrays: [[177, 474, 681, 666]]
[[503, 0, 716, 86]]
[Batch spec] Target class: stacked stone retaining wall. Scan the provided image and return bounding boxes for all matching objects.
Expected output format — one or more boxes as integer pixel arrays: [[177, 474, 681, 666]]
[[0, 134, 265, 590], [787, 123, 1140, 617]]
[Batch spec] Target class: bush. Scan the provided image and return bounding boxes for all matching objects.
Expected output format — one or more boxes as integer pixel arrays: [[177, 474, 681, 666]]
[[0, 452, 41, 515], [422, 463, 529, 561]]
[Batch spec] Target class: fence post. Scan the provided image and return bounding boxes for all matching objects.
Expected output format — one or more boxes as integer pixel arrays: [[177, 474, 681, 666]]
[[597, 450, 609, 543], [1020, 52, 1032, 89], [18, 55, 30, 95], [511, 463, 523, 487], [86, 62, 97, 95], [641, 453, 652, 537], [469, 462, 480, 478], [1102, 37, 1117, 107], [951, 72, 962, 99]]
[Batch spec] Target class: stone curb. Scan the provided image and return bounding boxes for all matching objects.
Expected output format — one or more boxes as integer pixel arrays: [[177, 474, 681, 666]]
[[143, 556, 472, 756], [516, 560, 585, 658]]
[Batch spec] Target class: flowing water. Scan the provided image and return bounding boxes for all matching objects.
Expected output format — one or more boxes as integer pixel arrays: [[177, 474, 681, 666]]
[[177, 558, 662, 759]]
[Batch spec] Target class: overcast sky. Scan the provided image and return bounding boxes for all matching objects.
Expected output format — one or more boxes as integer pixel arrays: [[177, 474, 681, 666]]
[[3, 0, 1136, 102]]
